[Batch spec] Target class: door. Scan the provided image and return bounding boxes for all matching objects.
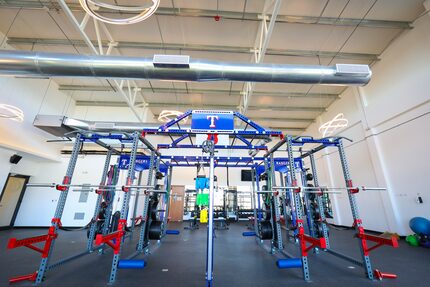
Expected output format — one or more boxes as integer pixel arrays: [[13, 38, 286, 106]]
[[0, 174, 29, 228], [169, 185, 185, 222]]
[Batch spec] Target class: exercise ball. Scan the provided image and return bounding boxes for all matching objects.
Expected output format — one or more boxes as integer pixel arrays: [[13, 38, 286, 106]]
[[409, 217, 430, 235]]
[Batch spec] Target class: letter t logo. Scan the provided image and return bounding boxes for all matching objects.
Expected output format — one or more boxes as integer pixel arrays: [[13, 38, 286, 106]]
[[207, 115, 219, 128]]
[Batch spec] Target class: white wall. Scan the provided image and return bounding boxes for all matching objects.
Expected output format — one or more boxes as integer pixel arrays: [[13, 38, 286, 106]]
[[8, 152, 254, 226], [303, 15, 430, 235], [0, 78, 77, 202], [3, 15, 430, 232], [0, 35, 77, 201], [0, 148, 14, 195], [6, 100, 256, 226], [0, 77, 77, 204], [74, 105, 153, 123], [0, 77, 76, 157]]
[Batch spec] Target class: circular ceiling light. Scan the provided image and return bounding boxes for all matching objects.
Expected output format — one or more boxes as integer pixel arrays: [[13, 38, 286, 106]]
[[79, 0, 160, 25], [158, 110, 187, 124], [318, 113, 348, 138], [0, 104, 24, 122]]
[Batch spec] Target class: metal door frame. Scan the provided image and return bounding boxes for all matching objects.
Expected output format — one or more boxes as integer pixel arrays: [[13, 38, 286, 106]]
[[0, 173, 30, 228]]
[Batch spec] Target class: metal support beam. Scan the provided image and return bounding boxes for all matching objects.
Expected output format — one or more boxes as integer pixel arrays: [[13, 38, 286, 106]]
[[136, 152, 156, 252], [162, 166, 173, 236], [56, 0, 146, 122], [74, 101, 326, 113], [309, 153, 330, 249], [6, 37, 379, 61], [269, 154, 283, 251], [205, 142, 216, 286], [107, 131, 139, 284], [286, 135, 310, 281], [0, 1, 412, 29], [337, 140, 374, 280], [35, 133, 82, 284], [252, 117, 315, 123], [241, 0, 282, 113], [57, 84, 338, 97], [268, 126, 306, 131], [87, 149, 112, 251]]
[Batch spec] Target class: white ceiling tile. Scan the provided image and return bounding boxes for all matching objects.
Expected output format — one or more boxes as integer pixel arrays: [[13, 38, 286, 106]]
[[250, 96, 333, 108], [340, 27, 402, 54], [159, 16, 259, 48], [278, 0, 332, 17], [0, 0, 423, 125], [246, 110, 321, 119], [360, 0, 425, 21]]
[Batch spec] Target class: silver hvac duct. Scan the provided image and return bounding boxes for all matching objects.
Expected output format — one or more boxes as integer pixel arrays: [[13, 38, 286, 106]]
[[33, 115, 271, 139], [33, 115, 169, 136], [0, 50, 371, 85]]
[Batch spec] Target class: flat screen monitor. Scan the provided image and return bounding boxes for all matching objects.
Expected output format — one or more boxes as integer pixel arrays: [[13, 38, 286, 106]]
[[241, 170, 253, 182]]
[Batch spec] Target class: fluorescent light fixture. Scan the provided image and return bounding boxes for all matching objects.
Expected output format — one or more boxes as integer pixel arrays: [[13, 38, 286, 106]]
[[0, 104, 24, 122], [79, 0, 160, 25], [158, 110, 187, 124], [319, 113, 348, 137]]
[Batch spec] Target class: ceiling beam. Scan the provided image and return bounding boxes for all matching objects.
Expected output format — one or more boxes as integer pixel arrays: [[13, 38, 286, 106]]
[[54, 0, 146, 122], [151, 114, 314, 123], [75, 100, 326, 112], [249, 106, 325, 112], [268, 126, 306, 131], [59, 84, 339, 99], [250, 117, 314, 123], [0, 1, 412, 30], [7, 37, 379, 61], [241, 0, 282, 114]]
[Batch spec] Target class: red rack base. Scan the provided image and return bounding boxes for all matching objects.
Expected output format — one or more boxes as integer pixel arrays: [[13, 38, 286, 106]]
[[9, 271, 38, 284]]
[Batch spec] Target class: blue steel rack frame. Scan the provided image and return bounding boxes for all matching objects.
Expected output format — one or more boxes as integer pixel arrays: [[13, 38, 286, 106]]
[[6, 110, 398, 285], [143, 110, 284, 287], [265, 135, 398, 282], [154, 110, 282, 151], [6, 131, 162, 285]]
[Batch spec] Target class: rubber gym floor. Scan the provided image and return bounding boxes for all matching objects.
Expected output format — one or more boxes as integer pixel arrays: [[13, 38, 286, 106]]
[[0, 222, 428, 287]]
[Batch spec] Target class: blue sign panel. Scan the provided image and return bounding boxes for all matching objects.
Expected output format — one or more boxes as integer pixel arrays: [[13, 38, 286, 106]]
[[274, 158, 303, 173], [119, 155, 151, 171], [255, 158, 303, 175], [191, 110, 234, 133], [119, 155, 169, 173]]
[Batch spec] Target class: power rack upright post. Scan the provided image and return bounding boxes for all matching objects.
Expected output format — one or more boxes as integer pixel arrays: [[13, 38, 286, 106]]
[[87, 148, 115, 252], [308, 152, 330, 249], [6, 133, 122, 284], [35, 133, 82, 284], [263, 136, 399, 281], [105, 131, 139, 284], [136, 152, 157, 254], [8, 108, 401, 286], [151, 109, 282, 286]]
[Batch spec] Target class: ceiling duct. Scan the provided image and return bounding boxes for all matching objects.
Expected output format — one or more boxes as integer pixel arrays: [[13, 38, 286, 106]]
[[0, 50, 371, 85]]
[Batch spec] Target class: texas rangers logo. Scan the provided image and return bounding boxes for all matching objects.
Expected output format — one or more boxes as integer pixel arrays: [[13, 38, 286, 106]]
[[206, 115, 219, 128]]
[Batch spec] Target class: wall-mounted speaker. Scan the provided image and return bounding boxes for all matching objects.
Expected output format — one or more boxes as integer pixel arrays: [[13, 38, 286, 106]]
[[9, 154, 22, 164]]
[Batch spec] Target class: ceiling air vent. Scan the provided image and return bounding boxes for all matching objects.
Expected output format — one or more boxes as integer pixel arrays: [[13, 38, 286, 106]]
[[94, 122, 115, 129], [153, 55, 190, 68], [335, 64, 370, 76]]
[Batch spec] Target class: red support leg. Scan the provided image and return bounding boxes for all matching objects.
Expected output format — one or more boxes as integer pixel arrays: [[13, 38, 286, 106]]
[[296, 220, 327, 256], [7, 219, 60, 283], [9, 272, 38, 284], [374, 269, 398, 280], [95, 219, 127, 254]]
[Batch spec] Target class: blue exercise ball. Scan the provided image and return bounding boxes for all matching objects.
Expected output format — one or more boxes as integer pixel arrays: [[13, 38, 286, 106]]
[[409, 217, 430, 235]]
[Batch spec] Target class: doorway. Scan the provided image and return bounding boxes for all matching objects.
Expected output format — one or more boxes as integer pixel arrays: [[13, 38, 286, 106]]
[[0, 173, 29, 228], [169, 185, 185, 222]]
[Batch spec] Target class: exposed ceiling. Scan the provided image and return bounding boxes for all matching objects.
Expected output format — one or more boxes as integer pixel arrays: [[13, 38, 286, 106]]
[[0, 0, 426, 135]]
